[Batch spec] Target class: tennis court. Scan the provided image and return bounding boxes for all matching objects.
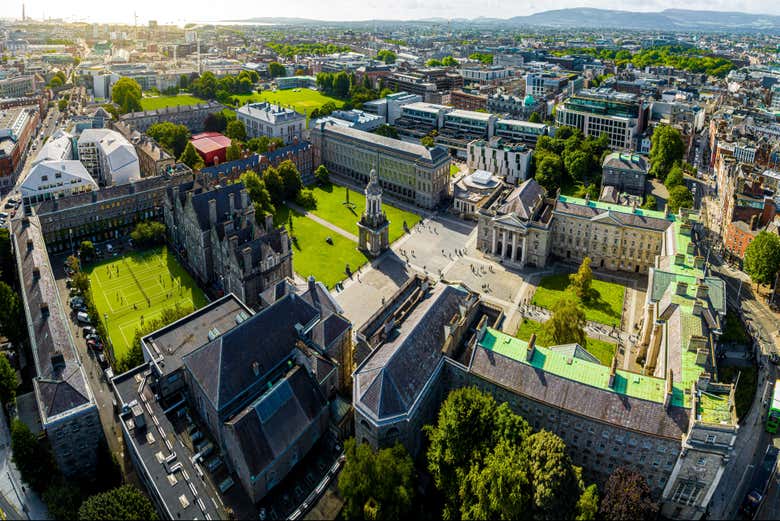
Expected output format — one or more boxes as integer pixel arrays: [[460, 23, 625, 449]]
[[86, 246, 208, 359]]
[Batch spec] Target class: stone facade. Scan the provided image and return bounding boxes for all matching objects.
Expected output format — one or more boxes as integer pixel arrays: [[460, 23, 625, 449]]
[[601, 152, 648, 196], [357, 169, 390, 257]]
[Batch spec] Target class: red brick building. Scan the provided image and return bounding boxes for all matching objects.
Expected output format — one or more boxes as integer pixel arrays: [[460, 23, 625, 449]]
[[190, 132, 231, 166], [724, 197, 778, 261], [0, 105, 39, 193], [450, 89, 488, 112]]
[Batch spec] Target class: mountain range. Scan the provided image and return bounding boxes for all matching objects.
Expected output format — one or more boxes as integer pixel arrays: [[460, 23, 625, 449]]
[[230, 9, 780, 32]]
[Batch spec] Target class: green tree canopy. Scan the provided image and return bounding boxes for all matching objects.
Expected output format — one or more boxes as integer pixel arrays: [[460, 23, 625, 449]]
[[339, 439, 414, 520], [204, 111, 227, 133], [277, 160, 303, 200], [314, 164, 330, 185], [376, 50, 396, 64], [78, 485, 158, 521], [667, 185, 693, 213], [111, 77, 142, 114], [11, 419, 56, 492], [441, 56, 458, 67], [649, 125, 685, 180], [529, 111, 542, 123], [0, 282, 24, 345], [225, 142, 242, 162], [374, 124, 398, 139], [80, 240, 95, 260], [268, 62, 286, 78], [247, 136, 271, 153], [544, 298, 587, 346], [130, 221, 166, 247], [262, 166, 285, 204], [146, 122, 191, 157], [178, 141, 204, 170], [333, 71, 352, 98], [569, 257, 593, 302], [599, 467, 658, 521], [225, 119, 247, 142], [0, 353, 18, 405], [664, 164, 685, 189], [642, 194, 657, 210], [421, 135, 435, 148], [744, 231, 780, 286], [240, 170, 275, 216], [534, 152, 565, 191]]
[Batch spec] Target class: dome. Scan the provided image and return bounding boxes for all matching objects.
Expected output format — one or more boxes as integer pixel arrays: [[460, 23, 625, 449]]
[[523, 94, 535, 106]]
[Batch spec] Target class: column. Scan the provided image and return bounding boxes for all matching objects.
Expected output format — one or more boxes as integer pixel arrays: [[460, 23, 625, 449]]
[[521, 236, 527, 266], [511, 233, 518, 262], [491, 227, 497, 255], [502, 231, 508, 258]]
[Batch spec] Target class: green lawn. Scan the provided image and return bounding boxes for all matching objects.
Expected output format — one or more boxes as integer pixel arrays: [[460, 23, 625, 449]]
[[274, 205, 369, 288], [516, 318, 616, 366], [252, 88, 344, 118], [306, 184, 421, 243], [531, 274, 625, 327], [86, 247, 208, 360], [719, 365, 757, 421], [140, 94, 207, 111]]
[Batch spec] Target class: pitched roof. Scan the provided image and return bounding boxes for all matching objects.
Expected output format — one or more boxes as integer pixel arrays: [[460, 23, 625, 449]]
[[183, 294, 319, 412], [497, 178, 545, 220], [189, 182, 248, 231]]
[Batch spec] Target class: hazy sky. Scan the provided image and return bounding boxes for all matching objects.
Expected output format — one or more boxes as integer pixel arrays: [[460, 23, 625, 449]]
[[3, 0, 780, 25]]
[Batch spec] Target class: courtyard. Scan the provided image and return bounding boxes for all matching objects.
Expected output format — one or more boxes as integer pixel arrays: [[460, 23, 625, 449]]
[[139, 94, 207, 111], [250, 88, 344, 117], [86, 246, 208, 360], [531, 273, 626, 327], [515, 317, 617, 366]]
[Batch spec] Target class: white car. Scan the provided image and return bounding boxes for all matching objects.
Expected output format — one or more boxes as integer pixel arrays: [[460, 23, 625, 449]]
[[76, 311, 91, 324]]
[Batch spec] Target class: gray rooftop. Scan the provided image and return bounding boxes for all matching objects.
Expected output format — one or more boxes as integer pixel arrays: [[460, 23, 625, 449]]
[[318, 123, 449, 164]]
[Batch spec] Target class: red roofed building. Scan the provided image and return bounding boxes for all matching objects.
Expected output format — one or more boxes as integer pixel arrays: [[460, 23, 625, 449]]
[[190, 132, 231, 166]]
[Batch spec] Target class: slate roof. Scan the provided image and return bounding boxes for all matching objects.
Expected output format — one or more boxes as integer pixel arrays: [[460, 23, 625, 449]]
[[355, 284, 470, 422], [496, 178, 545, 220], [183, 293, 319, 413], [225, 366, 327, 477], [190, 182, 249, 231], [469, 342, 689, 439], [11, 217, 94, 424], [554, 198, 673, 232]]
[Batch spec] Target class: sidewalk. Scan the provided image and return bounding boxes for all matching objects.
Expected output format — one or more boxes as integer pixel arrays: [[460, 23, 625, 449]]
[[285, 201, 358, 242], [0, 410, 49, 520]]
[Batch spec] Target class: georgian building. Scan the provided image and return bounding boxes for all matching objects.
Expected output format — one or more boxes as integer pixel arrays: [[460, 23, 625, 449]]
[[164, 181, 293, 309]]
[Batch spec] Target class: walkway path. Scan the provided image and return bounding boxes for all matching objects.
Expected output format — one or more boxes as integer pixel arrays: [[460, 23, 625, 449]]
[[285, 201, 358, 242]]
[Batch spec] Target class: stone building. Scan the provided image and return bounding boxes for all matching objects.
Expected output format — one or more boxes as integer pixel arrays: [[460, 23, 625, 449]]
[[164, 181, 293, 309], [601, 152, 648, 197], [118, 101, 224, 132], [357, 169, 389, 257], [11, 216, 104, 476]]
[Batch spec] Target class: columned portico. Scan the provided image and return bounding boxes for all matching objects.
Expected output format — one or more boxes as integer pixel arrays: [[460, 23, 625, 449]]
[[487, 217, 530, 268]]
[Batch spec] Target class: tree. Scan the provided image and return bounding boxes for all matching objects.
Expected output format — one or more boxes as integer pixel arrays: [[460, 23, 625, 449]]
[[178, 142, 204, 170], [664, 164, 685, 189], [333, 71, 351, 98], [146, 122, 191, 157], [599, 467, 658, 521], [268, 62, 286, 78], [111, 77, 142, 114], [225, 142, 242, 162], [339, 439, 415, 521], [569, 257, 593, 301], [534, 153, 565, 191], [190, 71, 218, 99], [204, 112, 227, 132], [529, 111, 542, 123], [421, 135, 435, 148], [0, 228, 12, 278], [320, 101, 337, 116], [544, 298, 587, 346], [247, 136, 271, 153], [58, 98, 68, 112], [744, 231, 780, 286], [277, 160, 303, 200], [642, 195, 657, 210], [43, 480, 84, 521], [0, 283, 24, 345], [374, 124, 398, 139], [441, 55, 458, 67], [11, 419, 56, 492], [0, 353, 18, 405], [240, 171, 276, 216], [564, 149, 590, 183], [667, 185, 693, 213], [314, 164, 330, 185], [225, 119, 247, 142], [649, 125, 685, 180], [80, 240, 95, 260], [376, 49, 396, 64], [262, 166, 285, 204], [523, 431, 584, 519], [577, 485, 600, 521], [130, 221, 166, 247], [66, 254, 80, 273], [78, 485, 158, 521], [72, 271, 90, 295]]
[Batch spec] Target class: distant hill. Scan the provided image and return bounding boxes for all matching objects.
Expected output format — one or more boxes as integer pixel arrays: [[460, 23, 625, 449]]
[[507, 8, 780, 32]]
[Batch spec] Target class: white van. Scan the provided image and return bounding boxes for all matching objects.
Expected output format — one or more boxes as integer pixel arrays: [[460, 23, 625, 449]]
[[76, 311, 91, 324]]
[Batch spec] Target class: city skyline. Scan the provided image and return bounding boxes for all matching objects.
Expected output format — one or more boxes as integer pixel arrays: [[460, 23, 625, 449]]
[[4, 0, 780, 25]]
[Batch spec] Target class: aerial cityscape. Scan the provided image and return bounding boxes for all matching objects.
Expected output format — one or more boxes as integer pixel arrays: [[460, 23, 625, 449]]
[[2, 1, 780, 520]]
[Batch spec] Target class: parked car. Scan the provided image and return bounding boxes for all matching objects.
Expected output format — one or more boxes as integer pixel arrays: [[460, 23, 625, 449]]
[[97, 353, 107, 367], [103, 367, 114, 382], [86, 339, 103, 351], [83, 326, 96, 336], [76, 311, 91, 324], [86, 333, 101, 342], [70, 296, 84, 307]]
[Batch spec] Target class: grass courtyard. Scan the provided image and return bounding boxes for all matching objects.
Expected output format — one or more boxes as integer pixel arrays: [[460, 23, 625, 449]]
[[139, 94, 207, 111], [516, 318, 617, 366], [275, 205, 370, 289], [86, 247, 208, 360], [307, 184, 422, 243], [531, 273, 626, 327], [252, 88, 344, 116]]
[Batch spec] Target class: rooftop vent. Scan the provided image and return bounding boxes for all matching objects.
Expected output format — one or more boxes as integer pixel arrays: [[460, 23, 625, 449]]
[[50, 351, 65, 371]]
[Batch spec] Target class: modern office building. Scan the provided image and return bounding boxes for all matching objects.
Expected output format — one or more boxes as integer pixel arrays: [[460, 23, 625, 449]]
[[77, 128, 141, 186], [0, 105, 39, 192], [556, 88, 648, 150], [311, 109, 383, 133], [237, 102, 306, 144], [450, 88, 488, 112], [311, 122, 450, 209], [11, 216, 105, 477], [493, 119, 550, 144], [362, 91, 422, 125], [525, 72, 570, 99], [467, 137, 533, 185], [21, 160, 98, 205], [460, 65, 511, 83]]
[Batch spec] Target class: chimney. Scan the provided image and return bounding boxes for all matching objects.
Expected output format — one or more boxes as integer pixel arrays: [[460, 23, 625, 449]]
[[40, 302, 49, 317], [663, 204, 669, 218], [26, 238, 33, 252], [50, 351, 65, 372], [208, 198, 217, 225], [696, 283, 709, 300], [228, 192, 235, 213], [608, 356, 618, 388], [675, 281, 689, 296], [265, 213, 273, 232], [240, 188, 249, 209], [525, 334, 536, 362], [584, 192, 590, 203], [242, 246, 252, 274], [32, 266, 40, 280], [308, 275, 316, 293], [692, 301, 703, 316]]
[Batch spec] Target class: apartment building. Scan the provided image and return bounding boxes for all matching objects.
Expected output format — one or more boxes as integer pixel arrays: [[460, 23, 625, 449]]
[[467, 137, 533, 185], [311, 122, 450, 209], [362, 91, 422, 125], [525, 72, 570, 99], [236, 102, 306, 144], [0, 105, 39, 191], [556, 88, 648, 150]]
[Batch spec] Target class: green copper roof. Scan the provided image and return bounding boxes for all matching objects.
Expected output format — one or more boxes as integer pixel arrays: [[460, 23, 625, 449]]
[[558, 195, 675, 222]]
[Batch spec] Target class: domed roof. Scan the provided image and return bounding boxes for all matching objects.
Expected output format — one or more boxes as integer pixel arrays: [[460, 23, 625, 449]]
[[523, 94, 535, 106]]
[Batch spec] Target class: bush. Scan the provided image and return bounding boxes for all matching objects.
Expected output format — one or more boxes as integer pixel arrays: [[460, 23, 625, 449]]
[[295, 189, 317, 210], [11, 419, 57, 492], [130, 221, 166, 247]]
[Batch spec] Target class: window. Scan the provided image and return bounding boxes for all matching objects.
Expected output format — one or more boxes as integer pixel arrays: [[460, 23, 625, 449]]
[[670, 480, 704, 506], [705, 435, 717, 444]]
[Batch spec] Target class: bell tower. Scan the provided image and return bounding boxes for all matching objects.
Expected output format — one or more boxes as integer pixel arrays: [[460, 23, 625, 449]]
[[357, 168, 389, 257]]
